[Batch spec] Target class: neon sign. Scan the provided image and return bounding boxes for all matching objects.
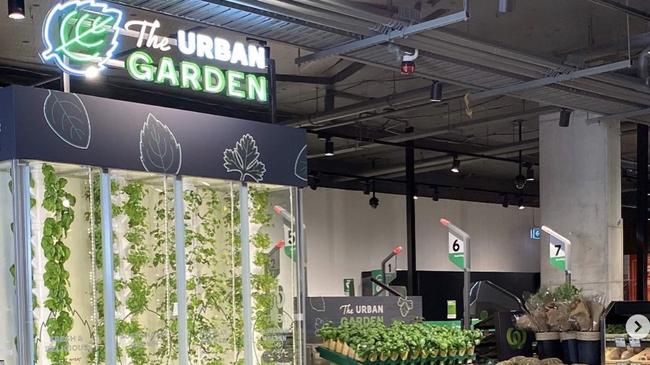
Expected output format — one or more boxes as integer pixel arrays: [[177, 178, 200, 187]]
[[41, 0, 269, 102]]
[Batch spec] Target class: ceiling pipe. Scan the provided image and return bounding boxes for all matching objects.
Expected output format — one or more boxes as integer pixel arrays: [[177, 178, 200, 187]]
[[382, 142, 539, 179], [288, 86, 432, 127], [381, 106, 558, 143], [336, 139, 539, 181]]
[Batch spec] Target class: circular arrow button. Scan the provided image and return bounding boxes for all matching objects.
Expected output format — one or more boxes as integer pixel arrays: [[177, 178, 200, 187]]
[[627, 314, 650, 339]]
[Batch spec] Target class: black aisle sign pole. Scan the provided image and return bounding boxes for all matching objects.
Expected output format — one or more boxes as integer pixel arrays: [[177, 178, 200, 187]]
[[637, 124, 648, 300]]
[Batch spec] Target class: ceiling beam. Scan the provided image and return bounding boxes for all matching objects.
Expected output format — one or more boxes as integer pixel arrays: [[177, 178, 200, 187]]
[[587, 0, 650, 21], [468, 60, 632, 102], [294, 10, 469, 64]]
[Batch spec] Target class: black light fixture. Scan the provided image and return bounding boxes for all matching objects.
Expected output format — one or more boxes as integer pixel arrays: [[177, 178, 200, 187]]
[[498, 0, 513, 13], [518, 196, 525, 210], [430, 81, 442, 102], [450, 156, 461, 173], [559, 108, 572, 127], [8, 0, 25, 19], [413, 185, 419, 200], [308, 172, 319, 190], [363, 180, 371, 195], [432, 186, 439, 201], [369, 181, 379, 209], [514, 120, 526, 190], [526, 164, 535, 182], [324, 137, 335, 157], [502, 194, 509, 208]]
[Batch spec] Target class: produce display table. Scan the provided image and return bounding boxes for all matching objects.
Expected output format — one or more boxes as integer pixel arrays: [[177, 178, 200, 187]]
[[317, 347, 476, 365]]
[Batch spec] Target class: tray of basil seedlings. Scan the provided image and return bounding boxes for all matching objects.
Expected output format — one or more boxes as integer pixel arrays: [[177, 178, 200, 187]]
[[317, 321, 483, 364]]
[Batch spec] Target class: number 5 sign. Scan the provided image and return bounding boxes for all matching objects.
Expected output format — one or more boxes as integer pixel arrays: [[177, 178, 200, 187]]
[[541, 225, 571, 273]]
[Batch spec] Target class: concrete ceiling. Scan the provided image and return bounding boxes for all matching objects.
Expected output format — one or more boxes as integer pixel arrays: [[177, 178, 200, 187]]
[[0, 0, 649, 206]]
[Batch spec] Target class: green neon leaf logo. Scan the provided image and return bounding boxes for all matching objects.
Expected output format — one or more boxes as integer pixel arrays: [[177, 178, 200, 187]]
[[42, 0, 123, 77]]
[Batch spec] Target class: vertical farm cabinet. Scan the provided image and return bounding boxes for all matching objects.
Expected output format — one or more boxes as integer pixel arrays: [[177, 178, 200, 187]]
[[0, 85, 308, 365]]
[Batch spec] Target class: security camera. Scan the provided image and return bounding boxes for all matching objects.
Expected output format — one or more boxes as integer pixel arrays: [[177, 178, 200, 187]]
[[400, 49, 418, 75], [515, 174, 526, 190], [369, 196, 379, 209]]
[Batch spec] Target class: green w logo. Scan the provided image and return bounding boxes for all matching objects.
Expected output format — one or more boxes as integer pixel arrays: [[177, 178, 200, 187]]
[[506, 328, 527, 350]]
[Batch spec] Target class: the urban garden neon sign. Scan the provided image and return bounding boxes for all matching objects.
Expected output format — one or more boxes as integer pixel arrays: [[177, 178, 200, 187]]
[[41, 0, 269, 102]]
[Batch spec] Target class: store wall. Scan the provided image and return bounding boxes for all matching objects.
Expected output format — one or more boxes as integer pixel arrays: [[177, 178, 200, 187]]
[[304, 188, 541, 296]]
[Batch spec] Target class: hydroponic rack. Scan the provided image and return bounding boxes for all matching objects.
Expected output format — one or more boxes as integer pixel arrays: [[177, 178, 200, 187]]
[[0, 85, 308, 365]]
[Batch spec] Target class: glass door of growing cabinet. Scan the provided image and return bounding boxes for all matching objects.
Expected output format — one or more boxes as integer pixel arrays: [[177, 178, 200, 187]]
[[3, 161, 304, 365], [0, 162, 18, 365], [246, 184, 304, 365], [29, 162, 104, 365]]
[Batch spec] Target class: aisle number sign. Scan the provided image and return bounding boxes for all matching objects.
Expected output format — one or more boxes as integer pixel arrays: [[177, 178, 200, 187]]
[[549, 235, 567, 271], [41, 0, 269, 102], [542, 225, 571, 273], [448, 232, 465, 269]]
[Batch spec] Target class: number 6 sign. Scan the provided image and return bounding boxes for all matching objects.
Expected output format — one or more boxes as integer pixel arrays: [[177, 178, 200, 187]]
[[448, 232, 465, 269]]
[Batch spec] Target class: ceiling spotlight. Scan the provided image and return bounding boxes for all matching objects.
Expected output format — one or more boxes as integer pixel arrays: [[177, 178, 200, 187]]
[[502, 194, 509, 208], [85, 66, 100, 79], [324, 137, 335, 157], [518, 196, 525, 210], [526, 165, 535, 182], [413, 185, 419, 200], [559, 108, 572, 127], [430, 81, 442, 102], [432, 186, 439, 201], [8, 0, 25, 19], [515, 174, 526, 190], [369, 189, 379, 209], [450, 156, 461, 173], [308, 173, 319, 190]]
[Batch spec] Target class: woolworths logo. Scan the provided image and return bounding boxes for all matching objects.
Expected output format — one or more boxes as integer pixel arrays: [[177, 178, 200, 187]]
[[42, 0, 269, 102], [506, 328, 527, 350]]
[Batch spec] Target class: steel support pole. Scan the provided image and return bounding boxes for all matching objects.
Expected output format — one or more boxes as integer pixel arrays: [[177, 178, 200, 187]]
[[295, 188, 307, 365], [405, 140, 418, 295], [240, 183, 254, 365], [12, 160, 34, 365], [636, 124, 648, 300], [463, 236, 471, 329], [174, 177, 189, 365], [265, 46, 277, 124], [100, 170, 117, 364]]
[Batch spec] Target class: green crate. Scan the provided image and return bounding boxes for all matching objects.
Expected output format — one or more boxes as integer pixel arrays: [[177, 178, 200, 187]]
[[316, 347, 476, 365]]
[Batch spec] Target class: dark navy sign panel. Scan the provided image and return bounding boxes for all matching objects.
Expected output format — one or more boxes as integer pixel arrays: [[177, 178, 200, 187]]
[[0, 87, 16, 162], [305, 296, 423, 343], [0, 85, 307, 187]]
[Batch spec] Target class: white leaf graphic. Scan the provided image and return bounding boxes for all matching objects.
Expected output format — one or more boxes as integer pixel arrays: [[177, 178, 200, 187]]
[[294, 145, 308, 182], [223, 134, 266, 182], [139, 113, 182, 174], [43, 90, 91, 149]]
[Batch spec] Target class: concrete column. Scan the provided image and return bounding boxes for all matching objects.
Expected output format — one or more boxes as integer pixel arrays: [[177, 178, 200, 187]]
[[539, 110, 623, 302]]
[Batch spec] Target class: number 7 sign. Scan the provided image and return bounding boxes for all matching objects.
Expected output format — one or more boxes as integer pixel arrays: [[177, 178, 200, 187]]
[[542, 226, 571, 273]]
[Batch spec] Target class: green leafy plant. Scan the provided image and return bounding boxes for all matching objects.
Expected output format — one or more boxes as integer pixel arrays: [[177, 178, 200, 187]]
[[249, 187, 282, 359], [40, 164, 75, 365], [317, 321, 483, 361], [115, 181, 151, 364], [150, 182, 178, 364], [85, 172, 105, 364]]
